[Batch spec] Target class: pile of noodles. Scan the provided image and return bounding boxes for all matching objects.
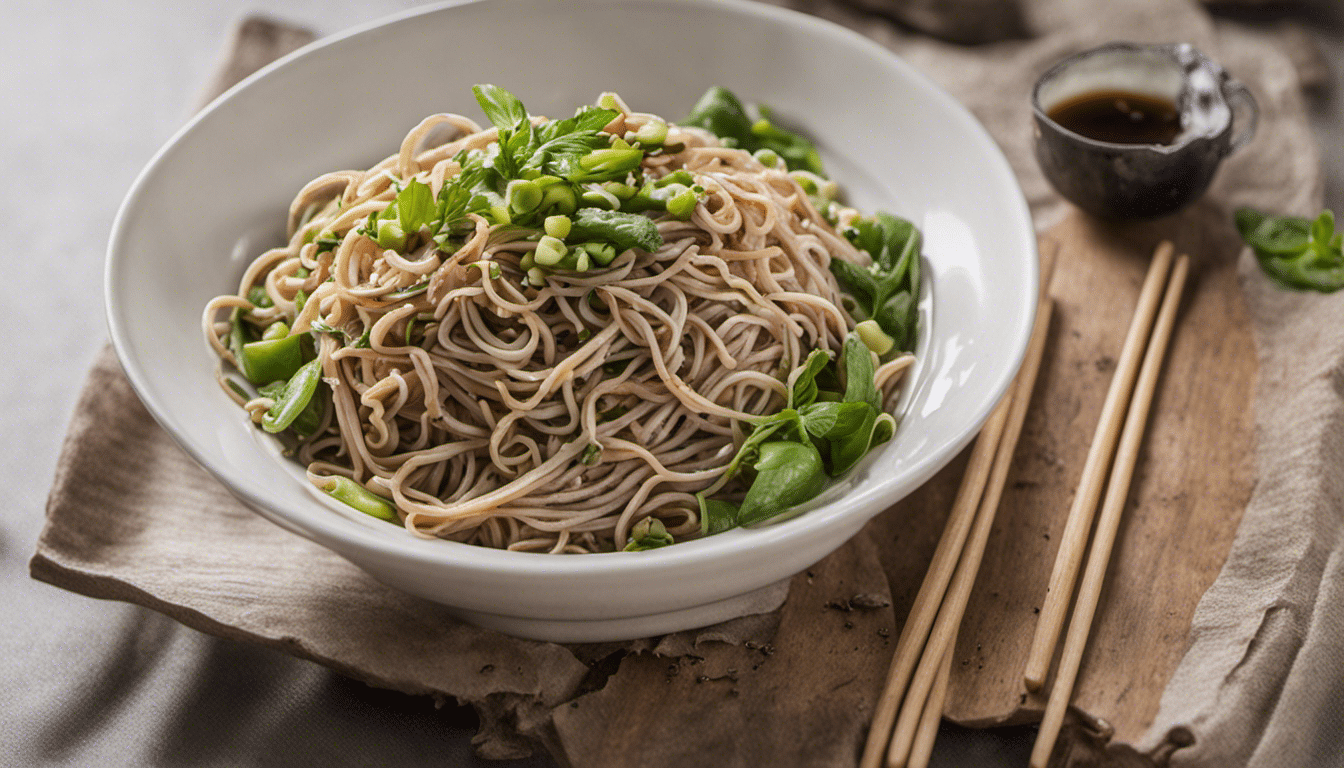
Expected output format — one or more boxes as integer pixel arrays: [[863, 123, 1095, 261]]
[[204, 100, 914, 553]]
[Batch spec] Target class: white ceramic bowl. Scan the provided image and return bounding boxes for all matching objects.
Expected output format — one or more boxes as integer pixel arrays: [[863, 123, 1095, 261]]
[[106, 0, 1036, 642]]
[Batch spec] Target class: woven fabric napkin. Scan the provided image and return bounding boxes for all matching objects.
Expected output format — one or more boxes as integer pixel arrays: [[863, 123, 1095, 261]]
[[32, 2, 1344, 766]]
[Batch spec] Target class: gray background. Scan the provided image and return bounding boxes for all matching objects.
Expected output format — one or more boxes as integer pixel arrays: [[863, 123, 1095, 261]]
[[3, 1, 1339, 766]]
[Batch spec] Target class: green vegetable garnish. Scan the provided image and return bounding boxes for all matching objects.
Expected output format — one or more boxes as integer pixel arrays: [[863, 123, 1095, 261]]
[[624, 516, 675, 551], [695, 333, 889, 535], [317, 475, 399, 522], [261, 358, 323, 434], [568, 208, 663, 253], [831, 212, 922, 353], [1235, 207, 1344, 292], [682, 86, 824, 174]]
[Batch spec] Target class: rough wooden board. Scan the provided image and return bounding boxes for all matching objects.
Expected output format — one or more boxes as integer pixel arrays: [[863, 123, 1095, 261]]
[[898, 207, 1256, 748], [551, 533, 897, 768]]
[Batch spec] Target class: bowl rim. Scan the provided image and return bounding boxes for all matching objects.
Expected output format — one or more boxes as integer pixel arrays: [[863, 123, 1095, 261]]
[[105, 0, 1037, 578]]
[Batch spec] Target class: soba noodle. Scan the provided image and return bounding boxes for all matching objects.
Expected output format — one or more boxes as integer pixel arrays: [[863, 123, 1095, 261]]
[[204, 89, 916, 553]]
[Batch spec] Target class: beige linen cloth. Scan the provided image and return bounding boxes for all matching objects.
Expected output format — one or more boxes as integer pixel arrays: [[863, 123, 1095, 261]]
[[32, 1, 1344, 766]]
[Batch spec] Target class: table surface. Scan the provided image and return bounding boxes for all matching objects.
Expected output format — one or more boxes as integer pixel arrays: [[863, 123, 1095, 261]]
[[4, 2, 1341, 766]]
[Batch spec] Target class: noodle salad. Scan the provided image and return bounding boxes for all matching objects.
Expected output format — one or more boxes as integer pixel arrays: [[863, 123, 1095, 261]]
[[203, 85, 922, 553]]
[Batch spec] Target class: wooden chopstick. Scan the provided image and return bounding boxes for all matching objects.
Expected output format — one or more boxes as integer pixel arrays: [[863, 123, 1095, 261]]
[[858, 392, 1013, 768], [861, 247, 1056, 768], [907, 638, 955, 768], [885, 295, 1055, 768], [1028, 254, 1190, 768], [1023, 241, 1175, 692]]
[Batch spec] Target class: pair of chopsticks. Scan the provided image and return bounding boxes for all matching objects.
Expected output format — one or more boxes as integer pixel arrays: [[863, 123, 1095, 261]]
[[1025, 242, 1190, 767], [860, 250, 1057, 768]]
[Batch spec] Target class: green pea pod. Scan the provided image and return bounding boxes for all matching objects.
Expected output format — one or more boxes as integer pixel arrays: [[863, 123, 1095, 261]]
[[317, 475, 398, 522], [262, 358, 322, 434], [736, 440, 828, 526], [239, 334, 304, 385], [288, 384, 326, 438], [261, 321, 289, 341]]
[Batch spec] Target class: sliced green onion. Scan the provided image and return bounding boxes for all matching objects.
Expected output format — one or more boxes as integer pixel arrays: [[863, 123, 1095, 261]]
[[855, 319, 895, 356], [575, 251, 592, 272], [627, 116, 668, 146], [753, 148, 781, 168], [534, 236, 567, 266], [581, 242, 618, 266], [544, 215, 572, 239], [581, 187, 621, 210], [540, 183, 578, 215], [375, 219, 406, 251], [246, 286, 273, 309], [603, 181, 638, 201], [506, 179, 543, 215], [579, 148, 643, 175], [666, 186, 700, 220], [655, 170, 694, 189], [317, 475, 398, 522]]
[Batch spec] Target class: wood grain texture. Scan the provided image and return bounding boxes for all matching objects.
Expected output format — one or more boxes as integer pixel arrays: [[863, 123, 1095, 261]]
[[930, 207, 1256, 748]]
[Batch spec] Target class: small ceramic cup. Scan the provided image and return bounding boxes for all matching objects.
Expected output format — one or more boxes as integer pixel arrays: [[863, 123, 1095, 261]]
[[1032, 42, 1258, 219]]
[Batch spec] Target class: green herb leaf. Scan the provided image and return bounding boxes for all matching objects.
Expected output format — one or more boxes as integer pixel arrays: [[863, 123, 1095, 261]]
[[682, 86, 824, 173], [1235, 207, 1344, 292], [799, 400, 873, 440], [698, 496, 739, 536], [395, 179, 434, 234], [569, 208, 663, 253], [736, 441, 829, 525], [841, 334, 880, 410], [828, 404, 878, 476], [683, 87, 755, 148], [833, 212, 922, 352], [473, 84, 529, 133], [788, 349, 833, 409]]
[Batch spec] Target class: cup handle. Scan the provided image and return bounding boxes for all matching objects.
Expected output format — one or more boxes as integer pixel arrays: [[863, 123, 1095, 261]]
[[1223, 79, 1258, 155]]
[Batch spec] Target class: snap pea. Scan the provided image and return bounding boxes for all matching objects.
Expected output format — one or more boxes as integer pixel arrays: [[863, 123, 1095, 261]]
[[261, 322, 289, 342], [261, 358, 322, 434], [317, 475, 398, 522], [238, 334, 304, 385]]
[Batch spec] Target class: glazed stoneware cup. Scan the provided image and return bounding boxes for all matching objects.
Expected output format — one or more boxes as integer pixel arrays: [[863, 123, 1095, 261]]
[[1032, 42, 1258, 219]]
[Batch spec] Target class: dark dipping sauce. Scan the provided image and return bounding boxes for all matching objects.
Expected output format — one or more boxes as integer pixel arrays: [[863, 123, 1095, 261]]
[[1047, 90, 1181, 145]]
